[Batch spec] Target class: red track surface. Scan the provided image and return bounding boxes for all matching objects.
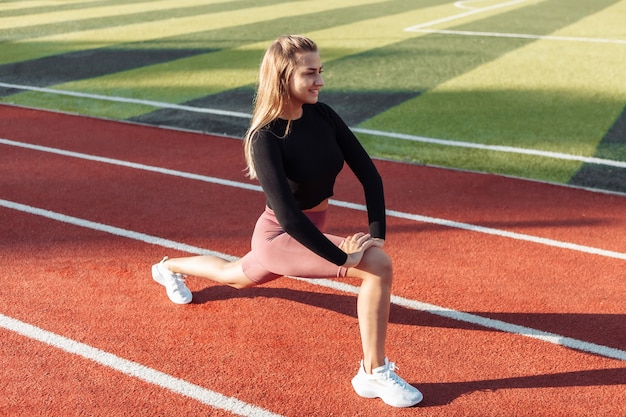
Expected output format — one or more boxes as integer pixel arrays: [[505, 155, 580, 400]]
[[1, 105, 625, 416]]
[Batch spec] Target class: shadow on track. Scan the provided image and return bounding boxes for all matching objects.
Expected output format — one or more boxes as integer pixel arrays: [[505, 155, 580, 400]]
[[416, 367, 626, 407], [191, 285, 625, 354]]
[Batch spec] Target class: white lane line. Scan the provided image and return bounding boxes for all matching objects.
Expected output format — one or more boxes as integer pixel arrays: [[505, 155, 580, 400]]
[[1, 198, 625, 362], [0, 137, 262, 193], [335, 199, 626, 261], [2, 137, 625, 261], [0, 198, 234, 259], [1, 84, 624, 170], [405, 28, 626, 45], [403, 0, 528, 31], [293, 278, 626, 363], [0, 313, 283, 417]]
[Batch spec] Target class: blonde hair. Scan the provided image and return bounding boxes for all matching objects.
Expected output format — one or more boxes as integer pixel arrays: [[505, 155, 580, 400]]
[[243, 35, 318, 179]]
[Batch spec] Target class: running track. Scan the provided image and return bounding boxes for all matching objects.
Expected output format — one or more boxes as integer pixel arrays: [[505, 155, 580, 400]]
[[1, 105, 624, 416]]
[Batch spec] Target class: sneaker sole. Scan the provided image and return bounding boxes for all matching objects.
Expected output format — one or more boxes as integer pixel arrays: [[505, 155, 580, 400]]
[[351, 377, 423, 408]]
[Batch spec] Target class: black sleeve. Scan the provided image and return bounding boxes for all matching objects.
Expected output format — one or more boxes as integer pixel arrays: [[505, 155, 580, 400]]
[[322, 104, 386, 239], [251, 131, 349, 266]]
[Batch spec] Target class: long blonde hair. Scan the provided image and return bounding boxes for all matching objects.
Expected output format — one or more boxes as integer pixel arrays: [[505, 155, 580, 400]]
[[243, 35, 318, 179]]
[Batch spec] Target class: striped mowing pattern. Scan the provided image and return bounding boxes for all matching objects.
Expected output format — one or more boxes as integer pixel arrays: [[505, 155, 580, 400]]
[[1, 0, 625, 192]]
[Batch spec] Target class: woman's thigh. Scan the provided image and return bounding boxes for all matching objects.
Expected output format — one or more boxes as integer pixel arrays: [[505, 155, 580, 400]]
[[254, 231, 347, 279]]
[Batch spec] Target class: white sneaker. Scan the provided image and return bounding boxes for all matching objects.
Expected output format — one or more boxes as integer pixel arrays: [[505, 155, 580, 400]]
[[151, 257, 192, 304], [351, 358, 423, 407]]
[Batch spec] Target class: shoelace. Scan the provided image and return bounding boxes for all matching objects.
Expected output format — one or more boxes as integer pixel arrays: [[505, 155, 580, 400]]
[[160, 258, 188, 289], [380, 361, 408, 388], [172, 273, 188, 288], [163, 269, 188, 293]]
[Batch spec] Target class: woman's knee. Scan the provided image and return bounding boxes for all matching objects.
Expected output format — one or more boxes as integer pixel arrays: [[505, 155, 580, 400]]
[[355, 247, 393, 283], [372, 246, 393, 269]]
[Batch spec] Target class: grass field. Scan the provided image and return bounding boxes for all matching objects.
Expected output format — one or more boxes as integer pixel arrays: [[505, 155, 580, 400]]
[[1, 0, 625, 193]]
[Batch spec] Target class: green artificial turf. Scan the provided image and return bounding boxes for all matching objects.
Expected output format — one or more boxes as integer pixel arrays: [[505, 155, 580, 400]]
[[1, 0, 624, 191]]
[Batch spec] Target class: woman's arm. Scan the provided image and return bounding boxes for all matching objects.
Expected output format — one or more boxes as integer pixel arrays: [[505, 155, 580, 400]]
[[252, 132, 349, 266], [323, 104, 386, 240]]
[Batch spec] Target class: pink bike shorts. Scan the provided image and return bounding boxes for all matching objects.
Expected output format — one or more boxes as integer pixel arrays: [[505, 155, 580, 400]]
[[241, 206, 348, 284]]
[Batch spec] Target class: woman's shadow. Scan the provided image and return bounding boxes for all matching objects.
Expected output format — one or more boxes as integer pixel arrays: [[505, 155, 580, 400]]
[[192, 284, 626, 406]]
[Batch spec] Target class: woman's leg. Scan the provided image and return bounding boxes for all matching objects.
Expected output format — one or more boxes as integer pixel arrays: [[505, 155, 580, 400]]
[[164, 256, 256, 289], [346, 247, 393, 373], [346, 247, 423, 407]]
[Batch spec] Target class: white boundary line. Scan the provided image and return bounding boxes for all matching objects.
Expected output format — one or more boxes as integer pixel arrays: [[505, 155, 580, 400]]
[[409, 0, 626, 46], [0, 82, 252, 119], [352, 128, 626, 169], [2, 137, 626, 261], [0, 313, 283, 417], [1, 197, 625, 363], [454, 0, 484, 11], [405, 28, 626, 45], [403, 0, 528, 31], [1, 82, 624, 170]]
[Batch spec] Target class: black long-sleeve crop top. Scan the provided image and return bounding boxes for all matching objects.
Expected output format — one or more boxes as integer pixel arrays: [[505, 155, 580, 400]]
[[250, 102, 385, 266]]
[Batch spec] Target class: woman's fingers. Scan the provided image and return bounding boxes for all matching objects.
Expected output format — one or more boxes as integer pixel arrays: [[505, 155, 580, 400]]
[[340, 234, 383, 268], [357, 233, 371, 244], [341, 233, 373, 253]]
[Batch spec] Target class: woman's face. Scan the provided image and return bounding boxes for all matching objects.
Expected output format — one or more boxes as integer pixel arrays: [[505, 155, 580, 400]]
[[288, 51, 324, 108]]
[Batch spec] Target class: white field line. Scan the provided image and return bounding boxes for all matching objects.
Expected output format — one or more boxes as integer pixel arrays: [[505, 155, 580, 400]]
[[1, 197, 625, 363], [0, 313, 283, 417], [403, 0, 528, 31], [2, 137, 626, 261], [405, 28, 626, 45], [351, 128, 626, 169], [0, 82, 252, 119], [1, 82, 623, 170], [454, 0, 492, 10]]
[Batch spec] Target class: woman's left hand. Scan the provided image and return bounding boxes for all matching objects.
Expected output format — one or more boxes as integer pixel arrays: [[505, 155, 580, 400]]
[[339, 233, 383, 268]]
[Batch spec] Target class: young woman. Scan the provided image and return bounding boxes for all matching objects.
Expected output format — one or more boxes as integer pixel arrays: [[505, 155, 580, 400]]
[[152, 35, 423, 408]]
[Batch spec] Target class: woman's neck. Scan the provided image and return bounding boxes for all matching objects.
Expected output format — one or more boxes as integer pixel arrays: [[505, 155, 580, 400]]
[[279, 105, 303, 120]]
